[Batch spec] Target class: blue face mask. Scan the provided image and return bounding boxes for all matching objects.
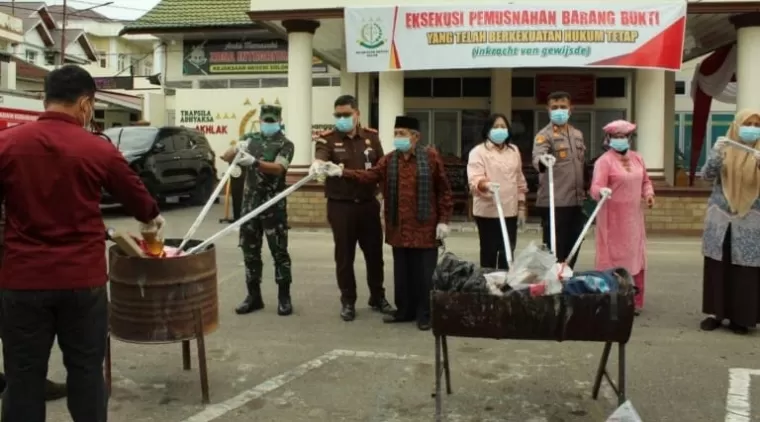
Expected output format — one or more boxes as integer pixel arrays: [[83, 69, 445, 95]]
[[609, 137, 629, 152], [738, 125, 760, 143], [550, 109, 570, 125], [260, 122, 281, 136], [394, 137, 411, 152], [335, 116, 354, 132], [489, 128, 509, 144]]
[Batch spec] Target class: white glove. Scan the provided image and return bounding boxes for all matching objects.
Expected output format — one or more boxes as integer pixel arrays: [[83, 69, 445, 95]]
[[323, 162, 343, 177], [599, 187, 612, 198], [436, 223, 450, 240], [309, 159, 325, 176], [713, 137, 729, 152], [238, 151, 256, 167], [754, 151, 760, 163], [539, 153, 556, 167], [236, 140, 249, 153], [139, 214, 165, 238], [486, 182, 501, 193]]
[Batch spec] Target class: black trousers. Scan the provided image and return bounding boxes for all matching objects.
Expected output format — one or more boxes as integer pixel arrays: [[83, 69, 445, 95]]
[[1, 287, 108, 422], [475, 216, 518, 270], [327, 199, 385, 305], [230, 168, 247, 221], [540, 206, 585, 268], [392, 247, 438, 323]]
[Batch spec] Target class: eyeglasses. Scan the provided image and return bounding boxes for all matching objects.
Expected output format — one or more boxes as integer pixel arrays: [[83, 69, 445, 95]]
[[333, 112, 353, 118]]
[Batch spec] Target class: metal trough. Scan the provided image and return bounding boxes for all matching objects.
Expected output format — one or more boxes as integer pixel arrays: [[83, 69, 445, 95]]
[[108, 238, 218, 343], [106, 238, 217, 403]]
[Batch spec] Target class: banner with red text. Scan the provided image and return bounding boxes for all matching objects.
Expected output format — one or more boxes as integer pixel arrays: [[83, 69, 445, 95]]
[[344, 3, 687, 72]]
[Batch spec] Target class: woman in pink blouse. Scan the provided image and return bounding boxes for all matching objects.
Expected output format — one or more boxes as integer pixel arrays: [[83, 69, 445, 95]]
[[590, 120, 655, 314], [467, 113, 528, 269]]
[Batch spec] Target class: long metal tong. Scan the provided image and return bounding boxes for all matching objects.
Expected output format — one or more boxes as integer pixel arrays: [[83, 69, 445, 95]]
[[565, 189, 612, 266], [186, 172, 318, 254], [488, 183, 513, 269], [176, 152, 245, 253]]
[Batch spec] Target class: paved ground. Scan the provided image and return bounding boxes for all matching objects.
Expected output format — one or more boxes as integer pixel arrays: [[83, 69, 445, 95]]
[[33, 204, 759, 422]]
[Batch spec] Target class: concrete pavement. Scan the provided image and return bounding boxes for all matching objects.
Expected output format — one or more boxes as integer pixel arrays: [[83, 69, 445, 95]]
[[34, 204, 759, 421]]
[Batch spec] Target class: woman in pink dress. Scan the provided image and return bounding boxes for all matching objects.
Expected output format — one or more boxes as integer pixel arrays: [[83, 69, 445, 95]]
[[590, 120, 655, 314]]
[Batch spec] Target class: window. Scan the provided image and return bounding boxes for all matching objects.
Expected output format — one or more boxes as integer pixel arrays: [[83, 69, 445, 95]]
[[24, 50, 37, 63], [595, 77, 626, 98], [675, 80, 686, 95], [511, 77, 534, 97], [404, 77, 432, 97], [462, 77, 491, 97], [117, 54, 126, 70], [432, 77, 461, 97], [130, 58, 139, 75], [98, 51, 107, 68], [103, 127, 158, 152]]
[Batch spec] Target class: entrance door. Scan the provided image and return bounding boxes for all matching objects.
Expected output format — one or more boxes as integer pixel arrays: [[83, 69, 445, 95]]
[[406, 110, 461, 159]]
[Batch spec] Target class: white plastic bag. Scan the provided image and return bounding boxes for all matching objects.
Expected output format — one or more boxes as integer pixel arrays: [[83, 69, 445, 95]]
[[484, 271, 509, 296], [506, 241, 557, 288], [606, 400, 642, 422]]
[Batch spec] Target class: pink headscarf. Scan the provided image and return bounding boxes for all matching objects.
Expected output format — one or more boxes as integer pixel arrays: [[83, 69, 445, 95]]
[[603, 120, 636, 135]]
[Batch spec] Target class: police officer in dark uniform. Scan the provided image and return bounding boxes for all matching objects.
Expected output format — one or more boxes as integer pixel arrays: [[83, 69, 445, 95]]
[[310, 95, 393, 321]]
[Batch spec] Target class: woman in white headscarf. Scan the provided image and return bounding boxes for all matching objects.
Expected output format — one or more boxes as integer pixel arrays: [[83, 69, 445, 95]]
[[700, 109, 760, 335]]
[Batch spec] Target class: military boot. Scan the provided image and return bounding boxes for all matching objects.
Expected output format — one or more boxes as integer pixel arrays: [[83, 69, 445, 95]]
[[277, 284, 293, 316], [235, 283, 264, 315]]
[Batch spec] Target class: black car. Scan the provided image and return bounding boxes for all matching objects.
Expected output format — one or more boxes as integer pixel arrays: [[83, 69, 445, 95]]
[[102, 126, 217, 206]]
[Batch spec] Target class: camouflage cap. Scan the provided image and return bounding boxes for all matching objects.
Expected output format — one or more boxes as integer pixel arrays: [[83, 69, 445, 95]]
[[260, 104, 282, 122]]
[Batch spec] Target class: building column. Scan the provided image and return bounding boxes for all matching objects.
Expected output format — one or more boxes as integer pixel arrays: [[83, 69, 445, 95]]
[[356, 73, 371, 127], [634, 69, 666, 178], [339, 55, 356, 97], [731, 13, 760, 111], [152, 41, 164, 77], [378, 71, 404, 152], [490, 69, 512, 117], [662, 71, 676, 185], [282, 19, 320, 170], [0, 60, 16, 90], [109, 38, 118, 72]]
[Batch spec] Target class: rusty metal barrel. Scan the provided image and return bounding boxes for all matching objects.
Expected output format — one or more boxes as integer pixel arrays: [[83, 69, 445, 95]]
[[108, 239, 218, 343]]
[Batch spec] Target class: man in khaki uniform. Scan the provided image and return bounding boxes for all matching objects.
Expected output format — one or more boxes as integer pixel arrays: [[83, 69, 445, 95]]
[[532, 91, 587, 268], [310, 95, 393, 322]]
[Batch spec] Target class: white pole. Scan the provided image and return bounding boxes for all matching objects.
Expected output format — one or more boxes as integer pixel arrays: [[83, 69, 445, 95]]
[[489, 185, 513, 268]]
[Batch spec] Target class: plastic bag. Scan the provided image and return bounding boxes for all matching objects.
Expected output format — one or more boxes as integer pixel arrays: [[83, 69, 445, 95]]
[[606, 400, 642, 422], [484, 271, 508, 296], [506, 241, 557, 288]]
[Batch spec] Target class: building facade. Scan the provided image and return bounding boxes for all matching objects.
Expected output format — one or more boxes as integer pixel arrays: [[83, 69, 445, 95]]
[[124, 0, 755, 234]]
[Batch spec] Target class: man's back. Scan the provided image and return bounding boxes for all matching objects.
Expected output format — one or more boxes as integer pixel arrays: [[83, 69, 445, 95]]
[[0, 112, 158, 290]]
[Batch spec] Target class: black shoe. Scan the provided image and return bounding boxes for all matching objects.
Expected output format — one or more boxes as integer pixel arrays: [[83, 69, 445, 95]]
[[340, 304, 356, 321], [417, 320, 431, 331], [368, 297, 395, 314], [700, 316, 722, 331], [236, 284, 264, 315], [729, 321, 749, 335], [383, 313, 413, 324], [44, 380, 67, 401], [277, 285, 293, 316]]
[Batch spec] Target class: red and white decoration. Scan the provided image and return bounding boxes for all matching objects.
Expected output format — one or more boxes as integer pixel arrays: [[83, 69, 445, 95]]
[[688, 44, 737, 185], [0, 107, 42, 129]]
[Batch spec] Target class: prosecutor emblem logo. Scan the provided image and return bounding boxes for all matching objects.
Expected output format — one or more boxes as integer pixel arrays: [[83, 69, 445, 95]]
[[358, 19, 386, 49], [354, 18, 390, 59]]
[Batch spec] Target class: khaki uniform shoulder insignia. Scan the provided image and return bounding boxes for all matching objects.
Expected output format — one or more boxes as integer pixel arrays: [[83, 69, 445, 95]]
[[535, 135, 546, 144]]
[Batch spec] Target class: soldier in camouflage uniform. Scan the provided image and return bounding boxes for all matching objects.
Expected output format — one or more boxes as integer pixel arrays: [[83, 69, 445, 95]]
[[234, 104, 295, 316]]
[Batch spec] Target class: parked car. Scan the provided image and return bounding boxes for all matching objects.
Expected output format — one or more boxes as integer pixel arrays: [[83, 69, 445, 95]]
[[101, 126, 217, 206]]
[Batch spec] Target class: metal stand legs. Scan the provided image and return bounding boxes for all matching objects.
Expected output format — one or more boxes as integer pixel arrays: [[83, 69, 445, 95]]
[[591, 342, 627, 406], [432, 339, 627, 420], [106, 309, 211, 404], [433, 335, 452, 421]]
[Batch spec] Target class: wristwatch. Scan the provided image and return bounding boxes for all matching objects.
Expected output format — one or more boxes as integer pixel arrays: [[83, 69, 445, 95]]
[[252, 159, 261, 169]]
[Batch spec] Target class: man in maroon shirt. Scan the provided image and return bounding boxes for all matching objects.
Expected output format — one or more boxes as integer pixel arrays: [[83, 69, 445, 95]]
[[320, 115, 453, 330], [0, 65, 163, 422]]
